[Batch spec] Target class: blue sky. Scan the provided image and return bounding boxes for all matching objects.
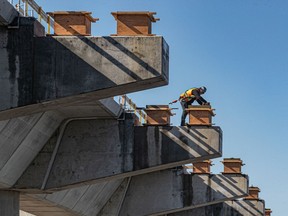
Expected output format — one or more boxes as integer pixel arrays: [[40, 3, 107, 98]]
[[36, 0, 288, 214]]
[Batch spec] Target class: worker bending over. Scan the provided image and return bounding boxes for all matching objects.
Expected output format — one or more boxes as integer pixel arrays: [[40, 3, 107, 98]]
[[170, 86, 210, 126]]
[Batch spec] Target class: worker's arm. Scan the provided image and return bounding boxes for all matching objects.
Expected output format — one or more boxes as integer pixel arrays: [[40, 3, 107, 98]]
[[192, 89, 208, 105]]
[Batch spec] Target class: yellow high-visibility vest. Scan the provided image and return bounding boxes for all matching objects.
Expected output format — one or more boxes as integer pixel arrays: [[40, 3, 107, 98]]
[[179, 88, 197, 102]]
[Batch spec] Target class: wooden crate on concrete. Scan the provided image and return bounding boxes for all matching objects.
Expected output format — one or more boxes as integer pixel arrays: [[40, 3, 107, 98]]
[[186, 105, 215, 126], [111, 11, 159, 36], [144, 105, 173, 126], [47, 11, 98, 36], [245, 186, 261, 200], [192, 160, 212, 174], [222, 158, 244, 174]]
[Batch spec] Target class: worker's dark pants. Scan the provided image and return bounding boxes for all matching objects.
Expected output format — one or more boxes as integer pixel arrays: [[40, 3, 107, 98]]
[[180, 99, 194, 126]]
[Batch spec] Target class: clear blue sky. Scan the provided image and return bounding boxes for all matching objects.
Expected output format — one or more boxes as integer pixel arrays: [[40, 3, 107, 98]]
[[37, 0, 288, 214]]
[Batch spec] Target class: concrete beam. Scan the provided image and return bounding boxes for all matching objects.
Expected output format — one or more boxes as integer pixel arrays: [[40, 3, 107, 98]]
[[14, 116, 222, 191], [0, 98, 122, 189], [0, 190, 19, 216], [0, 16, 169, 120], [117, 172, 248, 216], [20, 179, 125, 216], [19, 169, 247, 216], [168, 199, 265, 216], [0, 0, 19, 25]]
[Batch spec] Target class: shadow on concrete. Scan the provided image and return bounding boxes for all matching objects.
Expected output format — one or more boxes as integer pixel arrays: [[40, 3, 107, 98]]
[[117, 168, 248, 216]]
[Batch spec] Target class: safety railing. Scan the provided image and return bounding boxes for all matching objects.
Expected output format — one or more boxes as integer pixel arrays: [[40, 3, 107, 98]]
[[119, 95, 147, 125], [9, 0, 54, 34]]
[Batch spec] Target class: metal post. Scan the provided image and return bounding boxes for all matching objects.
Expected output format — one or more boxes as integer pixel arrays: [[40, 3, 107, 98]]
[[38, 6, 42, 22], [24, 0, 28, 16], [47, 15, 51, 34]]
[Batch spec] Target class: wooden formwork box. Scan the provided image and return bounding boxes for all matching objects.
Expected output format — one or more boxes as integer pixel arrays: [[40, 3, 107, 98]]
[[111, 11, 159, 36], [265, 209, 272, 216], [144, 105, 173, 126], [221, 158, 243, 174], [192, 160, 212, 174], [245, 186, 261, 200], [186, 105, 215, 126], [47, 11, 98, 36]]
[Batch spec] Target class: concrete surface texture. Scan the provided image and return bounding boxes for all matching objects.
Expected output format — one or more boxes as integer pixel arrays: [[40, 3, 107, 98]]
[[167, 199, 265, 216], [0, 0, 19, 25], [118, 172, 248, 216], [0, 191, 19, 216], [0, 3, 244, 216], [20, 168, 248, 216], [20, 211, 35, 216], [14, 119, 222, 191], [0, 98, 123, 189], [0, 15, 169, 120]]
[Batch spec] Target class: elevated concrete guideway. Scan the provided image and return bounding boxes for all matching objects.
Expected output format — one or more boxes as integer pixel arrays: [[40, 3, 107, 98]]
[[14, 120, 222, 191], [0, 16, 169, 120], [19, 169, 248, 216], [0, 2, 229, 216]]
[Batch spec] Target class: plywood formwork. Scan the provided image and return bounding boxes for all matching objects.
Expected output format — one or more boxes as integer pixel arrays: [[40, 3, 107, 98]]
[[47, 11, 98, 36], [144, 105, 173, 126], [186, 105, 215, 126], [111, 11, 159, 36]]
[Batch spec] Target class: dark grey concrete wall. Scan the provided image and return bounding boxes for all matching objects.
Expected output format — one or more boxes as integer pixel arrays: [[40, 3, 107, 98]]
[[0, 190, 19, 216], [0, 17, 44, 111]]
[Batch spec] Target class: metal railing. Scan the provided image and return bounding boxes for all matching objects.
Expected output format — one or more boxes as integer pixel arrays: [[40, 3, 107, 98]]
[[119, 95, 147, 125], [9, 0, 54, 34]]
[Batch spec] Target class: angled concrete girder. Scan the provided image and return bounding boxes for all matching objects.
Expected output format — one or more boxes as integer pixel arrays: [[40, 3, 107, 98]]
[[14, 118, 222, 191], [117, 172, 249, 216], [0, 16, 169, 120], [20, 169, 248, 216], [20, 179, 125, 216], [167, 199, 265, 216], [0, 98, 122, 189]]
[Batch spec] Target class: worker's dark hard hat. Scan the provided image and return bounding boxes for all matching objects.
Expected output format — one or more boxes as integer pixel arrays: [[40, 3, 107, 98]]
[[200, 86, 207, 93]]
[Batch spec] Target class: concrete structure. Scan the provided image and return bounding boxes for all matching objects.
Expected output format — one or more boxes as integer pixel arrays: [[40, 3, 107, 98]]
[[0, 2, 261, 216], [0, 0, 19, 25], [168, 199, 265, 216], [167, 185, 266, 215], [19, 168, 248, 216], [0, 15, 168, 120]]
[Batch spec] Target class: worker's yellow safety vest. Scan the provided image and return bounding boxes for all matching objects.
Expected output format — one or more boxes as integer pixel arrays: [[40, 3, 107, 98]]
[[179, 88, 197, 102]]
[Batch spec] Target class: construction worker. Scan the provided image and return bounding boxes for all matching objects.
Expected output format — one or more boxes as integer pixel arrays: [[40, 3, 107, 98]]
[[170, 86, 210, 126]]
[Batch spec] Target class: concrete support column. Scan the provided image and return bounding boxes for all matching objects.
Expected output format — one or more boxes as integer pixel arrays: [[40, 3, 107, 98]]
[[0, 190, 19, 216]]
